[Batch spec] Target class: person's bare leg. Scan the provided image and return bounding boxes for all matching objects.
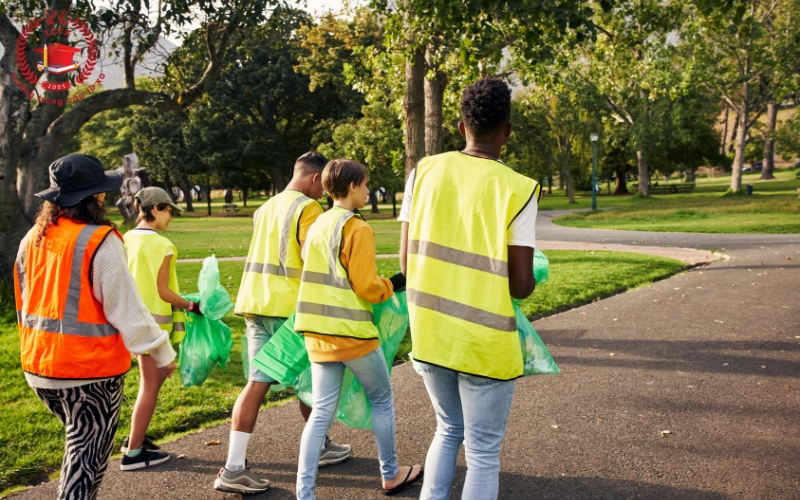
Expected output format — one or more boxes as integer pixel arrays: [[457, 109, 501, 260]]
[[128, 355, 167, 450], [299, 400, 311, 422], [231, 381, 272, 433]]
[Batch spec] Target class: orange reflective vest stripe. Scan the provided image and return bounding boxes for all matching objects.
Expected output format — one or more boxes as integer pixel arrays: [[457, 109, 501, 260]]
[[14, 219, 131, 379]]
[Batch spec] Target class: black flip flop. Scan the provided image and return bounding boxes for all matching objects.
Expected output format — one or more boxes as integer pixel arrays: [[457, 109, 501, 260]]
[[383, 466, 424, 496]]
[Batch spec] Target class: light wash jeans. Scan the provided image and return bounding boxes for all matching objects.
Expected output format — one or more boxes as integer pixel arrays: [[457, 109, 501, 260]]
[[296, 347, 398, 500], [419, 363, 516, 500]]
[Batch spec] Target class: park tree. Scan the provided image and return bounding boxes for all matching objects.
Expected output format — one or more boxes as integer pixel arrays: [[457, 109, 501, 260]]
[[374, 0, 602, 179], [318, 101, 405, 216], [774, 113, 800, 162], [130, 104, 200, 211], [0, 0, 278, 286], [550, 0, 694, 197], [508, 87, 602, 203], [689, 0, 800, 188]]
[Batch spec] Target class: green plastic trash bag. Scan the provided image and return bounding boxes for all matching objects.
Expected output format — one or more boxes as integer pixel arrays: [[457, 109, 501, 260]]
[[251, 315, 308, 387], [178, 255, 235, 387], [515, 303, 559, 376], [254, 292, 409, 430], [534, 249, 549, 285]]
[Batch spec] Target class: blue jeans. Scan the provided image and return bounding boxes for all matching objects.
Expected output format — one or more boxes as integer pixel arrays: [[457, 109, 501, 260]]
[[296, 347, 398, 499], [244, 315, 284, 383], [419, 363, 516, 500]]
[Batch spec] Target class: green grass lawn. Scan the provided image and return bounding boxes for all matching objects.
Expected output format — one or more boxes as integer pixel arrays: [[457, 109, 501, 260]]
[[0, 249, 684, 494], [553, 195, 800, 233], [545, 168, 800, 233], [539, 167, 800, 211]]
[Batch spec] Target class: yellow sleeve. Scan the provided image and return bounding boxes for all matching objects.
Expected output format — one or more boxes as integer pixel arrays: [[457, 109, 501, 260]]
[[298, 201, 324, 246], [340, 218, 394, 305]]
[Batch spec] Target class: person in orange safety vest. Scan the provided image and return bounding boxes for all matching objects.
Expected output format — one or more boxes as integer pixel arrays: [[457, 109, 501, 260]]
[[14, 154, 177, 500]]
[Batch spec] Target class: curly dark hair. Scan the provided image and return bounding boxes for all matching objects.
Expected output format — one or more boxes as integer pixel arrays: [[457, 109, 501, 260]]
[[34, 197, 115, 247], [460, 78, 512, 139]]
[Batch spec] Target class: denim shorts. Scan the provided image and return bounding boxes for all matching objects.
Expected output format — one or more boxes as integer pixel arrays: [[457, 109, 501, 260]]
[[244, 315, 286, 383]]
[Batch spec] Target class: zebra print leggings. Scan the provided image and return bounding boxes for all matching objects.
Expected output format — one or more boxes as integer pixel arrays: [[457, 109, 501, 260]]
[[34, 376, 124, 500]]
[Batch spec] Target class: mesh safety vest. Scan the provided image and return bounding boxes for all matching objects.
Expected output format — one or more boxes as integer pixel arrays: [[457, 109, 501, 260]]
[[14, 220, 131, 379], [235, 190, 320, 318], [408, 151, 540, 380], [123, 230, 185, 343], [294, 206, 379, 340]]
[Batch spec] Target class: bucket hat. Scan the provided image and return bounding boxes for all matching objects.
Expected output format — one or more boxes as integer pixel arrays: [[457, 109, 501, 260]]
[[35, 154, 123, 207]]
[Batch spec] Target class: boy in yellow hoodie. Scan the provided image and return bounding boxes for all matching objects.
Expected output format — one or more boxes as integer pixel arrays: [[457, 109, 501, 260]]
[[294, 159, 423, 498]]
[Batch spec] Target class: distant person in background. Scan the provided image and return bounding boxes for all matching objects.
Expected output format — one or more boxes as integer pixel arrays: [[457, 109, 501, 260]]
[[213, 151, 352, 495], [14, 154, 176, 500], [120, 186, 201, 471], [399, 78, 539, 500]]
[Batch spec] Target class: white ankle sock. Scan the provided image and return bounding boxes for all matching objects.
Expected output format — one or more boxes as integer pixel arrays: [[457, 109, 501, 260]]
[[225, 431, 251, 472]]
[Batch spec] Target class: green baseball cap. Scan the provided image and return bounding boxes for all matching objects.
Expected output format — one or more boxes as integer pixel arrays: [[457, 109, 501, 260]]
[[134, 186, 183, 212]]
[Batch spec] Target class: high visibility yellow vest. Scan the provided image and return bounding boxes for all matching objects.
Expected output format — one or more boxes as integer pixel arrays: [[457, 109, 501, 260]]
[[408, 151, 540, 380], [123, 230, 186, 344], [235, 190, 320, 318], [294, 206, 379, 340]]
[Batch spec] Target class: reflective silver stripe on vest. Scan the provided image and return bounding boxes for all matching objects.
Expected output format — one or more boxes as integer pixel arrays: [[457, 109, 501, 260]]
[[408, 240, 508, 278], [300, 270, 351, 290], [173, 322, 186, 332], [17, 225, 119, 338], [328, 210, 355, 275], [407, 288, 516, 332], [151, 313, 172, 324], [297, 301, 374, 322], [299, 210, 355, 291], [278, 195, 312, 274], [243, 261, 303, 279]]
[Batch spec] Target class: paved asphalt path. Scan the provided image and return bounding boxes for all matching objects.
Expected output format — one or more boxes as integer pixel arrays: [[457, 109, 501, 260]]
[[15, 215, 800, 499]]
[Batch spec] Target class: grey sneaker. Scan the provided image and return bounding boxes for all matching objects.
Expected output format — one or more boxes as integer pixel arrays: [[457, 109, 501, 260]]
[[213, 467, 270, 494], [319, 436, 352, 467]]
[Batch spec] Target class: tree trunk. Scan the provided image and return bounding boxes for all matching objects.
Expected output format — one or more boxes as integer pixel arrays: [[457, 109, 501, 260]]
[[720, 105, 729, 156], [727, 110, 739, 154], [206, 177, 212, 216], [163, 174, 178, 203], [180, 176, 194, 212], [404, 49, 426, 180], [563, 166, 575, 203], [242, 189, 248, 207], [685, 168, 696, 182], [224, 188, 233, 204], [760, 101, 777, 180], [424, 47, 447, 157], [369, 190, 380, 214], [389, 192, 397, 218], [558, 173, 564, 190], [614, 168, 629, 195], [563, 142, 575, 203], [270, 167, 287, 193], [636, 150, 650, 196], [547, 175, 553, 194], [731, 105, 748, 193]]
